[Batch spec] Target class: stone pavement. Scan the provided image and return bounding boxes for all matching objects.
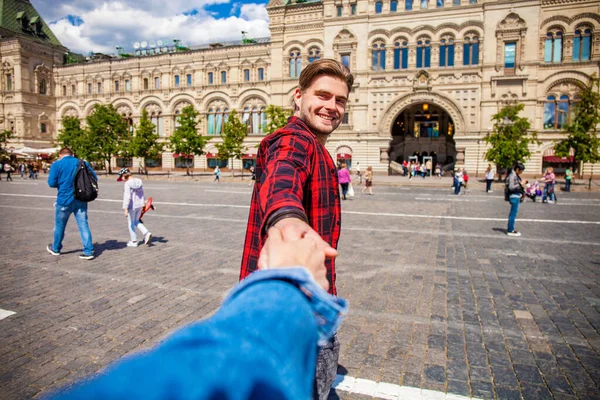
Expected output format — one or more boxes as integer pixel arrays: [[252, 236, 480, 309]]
[[0, 178, 599, 399]]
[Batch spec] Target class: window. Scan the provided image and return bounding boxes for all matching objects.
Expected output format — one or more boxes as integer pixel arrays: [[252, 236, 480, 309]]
[[390, 0, 397, 12], [337, 5, 343, 16], [149, 111, 165, 136], [453, 0, 460, 5], [207, 108, 229, 135], [421, 0, 428, 9], [341, 54, 351, 68], [544, 95, 578, 129], [40, 123, 47, 134], [175, 75, 180, 87], [88, 83, 92, 94], [97, 82, 102, 94], [242, 106, 266, 134], [394, 42, 408, 69], [207, 157, 228, 169], [289, 50, 301, 78], [375, 1, 383, 13], [469, 0, 476, 3], [406, 0, 413, 10], [416, 40, 431, 68], [258, 68, 265, 81], [143, 78, 149, 90], [573, 29, 592, 61], [71, 84, 76, 95], [309, 48, 321, 63], [439, 38, 455, 67], [175, 157, 194, 169], [436, 0, 444, 7], [544, 31, 563, 63], [125, 80, 131, 91], [463, 36, 479, 65], [186, 74, 193, 86], [221, 71, 227, 84], [114, 81, 119, 92], [350, 3, 356, 14], [504, 42, 516, 69], [6, 74, 13, 91], [208, 72, 214, 84], [372, 42, 386, 71], [244, 69, 250, 82], [154, 77, 160, 89], [62, 85, 67, 96], [39, 79, 47, 95], [342, 113, 349, 124]]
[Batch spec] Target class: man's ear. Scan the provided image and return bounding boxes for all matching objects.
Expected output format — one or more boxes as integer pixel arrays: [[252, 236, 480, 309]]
[[293, 88, 302, 110]]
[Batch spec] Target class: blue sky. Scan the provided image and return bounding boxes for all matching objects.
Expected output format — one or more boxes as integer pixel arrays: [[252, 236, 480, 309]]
[[30, 0, 270, 54]]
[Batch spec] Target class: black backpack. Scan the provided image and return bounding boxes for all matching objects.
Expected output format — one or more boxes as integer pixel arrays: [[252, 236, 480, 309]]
[[74, 160, 99, 202]]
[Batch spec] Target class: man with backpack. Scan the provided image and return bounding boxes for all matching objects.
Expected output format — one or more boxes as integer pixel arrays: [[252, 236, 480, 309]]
[[47, 147, 97, 260]]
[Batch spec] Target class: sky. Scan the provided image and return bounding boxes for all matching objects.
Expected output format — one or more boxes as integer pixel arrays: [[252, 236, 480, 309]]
[[30, 0, 271, 55]]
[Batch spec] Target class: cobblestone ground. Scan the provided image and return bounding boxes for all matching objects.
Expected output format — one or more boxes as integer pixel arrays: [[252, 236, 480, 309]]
[[0, 178, 599, 399]]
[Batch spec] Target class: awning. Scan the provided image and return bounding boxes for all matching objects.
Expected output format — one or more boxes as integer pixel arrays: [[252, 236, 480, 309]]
[[205, 153, 218, 158], [242, 153, 256, 159], [337, 153, 352, 160], [172, 153, 193, 159], [16, 147, 60, 155], [543, 156, 574, 163]]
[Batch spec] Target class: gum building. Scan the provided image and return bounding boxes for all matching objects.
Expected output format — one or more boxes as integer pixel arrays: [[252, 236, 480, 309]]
[[1, 0, 600, 175]]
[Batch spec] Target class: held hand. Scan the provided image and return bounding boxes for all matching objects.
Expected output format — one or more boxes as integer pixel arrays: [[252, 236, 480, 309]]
[[273, 217, 338, 258], [260, 227, 329, 291]]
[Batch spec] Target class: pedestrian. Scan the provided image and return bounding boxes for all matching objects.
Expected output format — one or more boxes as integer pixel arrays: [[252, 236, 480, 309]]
[[541, 167, 557, 203], [454, 168, 463, 195], [3, 161, 13, 181], [338, 163, 351, 200], [248, 165, 256, 187], [435, 163, 442, 178], [355, 162, 361, 183], [485, 164, 494, 193], [462, 169, 469, 194], [19, 162, 25, 179], [46, 147, 96, 260], [402, 160, 408, 176], [564, 166, 573, 192], [425, 159, 432, 177], [28, 162, 35, 179], [118, 168, 152, 247], [361, 166, 374, 195], [239, 59, 353, 400], [213, 165, 221, 183], [506, 162, 526, 237], [49, 226, 347, 400]]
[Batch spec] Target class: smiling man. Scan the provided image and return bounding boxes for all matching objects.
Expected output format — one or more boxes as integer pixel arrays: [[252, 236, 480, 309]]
[[240, 59, 353, 399]]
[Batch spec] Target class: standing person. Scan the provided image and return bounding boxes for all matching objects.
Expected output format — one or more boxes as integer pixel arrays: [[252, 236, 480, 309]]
[[248, 165, 256, 187], [118, 168, 152, 247], [239, 59, 353, 400], [425, 159, 432, 178], [402, 160, 408, 176], [485, 164, 494, 193], [19, 162, 25, 179], [564, 166, 573, 192], [462, 170, 469, 194], [355, 162, 361, 183], [28, 162, 34, 179], [454, 168, 463, 195], [3, 161, 13, 181], [541, 167, 557, 203], [46, 147, 96, 260], [213, 165, 221, 183], [506, 162, 526, 237], [361, 166, 374, 195], [338, 163, 351, 200]]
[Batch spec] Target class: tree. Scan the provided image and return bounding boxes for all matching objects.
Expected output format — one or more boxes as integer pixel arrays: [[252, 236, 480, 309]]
[[169, 105, 210, 176], [56, 116, 91, 159], [0, 129, 13, 161], [215, 110, 248, 177], [264, 105, 291, 134], [484, 103, 539, 180], [554, 76, 600, 183], [86, 104, 130, 173], [130, 109, 163, 175]]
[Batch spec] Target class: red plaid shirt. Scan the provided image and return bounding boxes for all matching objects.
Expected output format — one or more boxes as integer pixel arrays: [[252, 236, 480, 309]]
[[239, 117, 341, 295]]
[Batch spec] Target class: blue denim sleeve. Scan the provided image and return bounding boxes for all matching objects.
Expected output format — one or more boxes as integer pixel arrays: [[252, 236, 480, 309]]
[[49, 269, 347, 400]]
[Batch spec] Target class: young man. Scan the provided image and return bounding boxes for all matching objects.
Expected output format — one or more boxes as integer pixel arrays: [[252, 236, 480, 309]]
[[240, 59, 353, 400], [506, 162, 526, 237], [47, 147, 96, 259]]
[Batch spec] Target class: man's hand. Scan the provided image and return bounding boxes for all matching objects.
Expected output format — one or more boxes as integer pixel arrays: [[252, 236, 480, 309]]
[[275, 217, 337, 257], [260, 226, 329, 291], [124, 209, 128, 217]]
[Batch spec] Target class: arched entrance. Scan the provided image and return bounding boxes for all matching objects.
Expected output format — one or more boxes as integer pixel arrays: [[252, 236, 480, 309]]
[[389, 102, 456, 167]]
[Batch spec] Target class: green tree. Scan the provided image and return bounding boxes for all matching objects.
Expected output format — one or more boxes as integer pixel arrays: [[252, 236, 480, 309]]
[[86, 104, 130, 173], [0, 129, 14, 161], [554, 76, 600, 183], [130, 109, 163, 175], [264, 105, 291, 134], [484, 103, 539, 180], [215, 110, 248, 177], [56, 116, 91, 159], [169, 105, 210, 176]]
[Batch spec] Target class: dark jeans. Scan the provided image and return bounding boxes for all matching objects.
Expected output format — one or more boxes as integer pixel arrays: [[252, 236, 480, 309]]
[[565, 179, 571, 192], [340, 183, 349, 199], [314, 334, 340, 400], [486, 179, 493, 192], [454, 182, 462, 195]]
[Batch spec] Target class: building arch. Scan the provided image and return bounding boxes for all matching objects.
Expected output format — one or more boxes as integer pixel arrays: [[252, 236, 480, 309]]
[[540, 15, 571, 29], [83, 100, 102, 116], [283, 40, 304, 52], [412, 25, 436, 37], [111, 97, 135, 111], [303, 38, 324, 47], [139, 96, 166, 111], [237, 89, 270, 108], [200, 91, 231, 110], [58, 101, 80, 117], [542, 71, 590, 95], [169, 93, 196, 113], [368, 29, 390, 39]]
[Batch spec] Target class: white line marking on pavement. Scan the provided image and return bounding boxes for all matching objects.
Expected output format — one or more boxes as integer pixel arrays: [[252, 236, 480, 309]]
[[414, 197, 487, 202], [0, 309, 16, 320], [332, 375, 482, 400], [205, 189, 253, 194]]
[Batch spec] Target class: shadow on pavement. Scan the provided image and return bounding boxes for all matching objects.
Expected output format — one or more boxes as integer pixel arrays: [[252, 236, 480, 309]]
[[492, 227, 507, 234], [94, 239, 128, 256]]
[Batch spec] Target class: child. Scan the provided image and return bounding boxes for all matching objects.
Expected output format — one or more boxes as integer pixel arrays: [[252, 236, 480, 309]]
[[462, 170, 469, 195], [118, 168, 152, 247]]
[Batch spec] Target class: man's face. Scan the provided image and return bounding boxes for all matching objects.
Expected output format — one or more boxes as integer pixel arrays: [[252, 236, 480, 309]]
[[294, 75, 349, 137]]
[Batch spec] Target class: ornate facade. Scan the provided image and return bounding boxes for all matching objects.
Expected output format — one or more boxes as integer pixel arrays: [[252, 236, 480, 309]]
[[2, 0, 600, 175]]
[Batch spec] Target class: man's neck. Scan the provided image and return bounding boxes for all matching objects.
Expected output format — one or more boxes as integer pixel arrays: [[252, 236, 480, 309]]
[[314, 133, 328, 146]]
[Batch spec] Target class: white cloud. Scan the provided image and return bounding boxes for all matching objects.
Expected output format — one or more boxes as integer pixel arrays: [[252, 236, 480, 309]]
[[240, 3, 269, 21]]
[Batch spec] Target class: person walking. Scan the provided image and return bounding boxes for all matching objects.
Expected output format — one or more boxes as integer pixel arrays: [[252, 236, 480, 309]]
[[506, 162, 526, 236], [541, 167, 557, 203], [19, 162, 25, 179], [454, 168, 463, 195], [361, 166, 374, 195], [3, 161, 13, 181], [239, 59, 353, 400], [355, 162, 361, 184], [564, 166, 573, 192], [118, 168, 152, 247], [485, 164, 494, 193], [248, 165, 256, 187], [462, 170, 469, 195], [46, 147, 96, 260], [425, 159, 432, 178], [338, 163, 351, 200], [213, 165, 221, 183]]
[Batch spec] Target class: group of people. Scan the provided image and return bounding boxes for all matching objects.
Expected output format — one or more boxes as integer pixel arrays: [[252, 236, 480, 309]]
[[400, 159, 443, 179], [0, 161, 42, 181], [336, 162, 374, 199], [452, 168, 469, 195]]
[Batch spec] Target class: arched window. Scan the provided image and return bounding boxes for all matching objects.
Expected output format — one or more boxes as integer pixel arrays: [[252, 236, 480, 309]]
[[463, 35, 479, 65], [241, 100, 267, 134], [573, 29, 592, 61], [39, 79, 47, 95], [309, 47, 321, 63], [406, 0, 413, 10], [372, 41, 386, 71], [439, 37, 455, 67], [289, 50, 301, 78], [390, 0, 398, 12], [394, 41, 408, 70], [544, 94, 579, 129], [207, 107, 229, 135], [416, 39, 431, 68], [6, 74, 13, 91], [436, 0, 444, 7], [544, 30, 563, 63], [207, 109, 215, 135], [421, 0, 428, 9], [375, 1, 383, 13]]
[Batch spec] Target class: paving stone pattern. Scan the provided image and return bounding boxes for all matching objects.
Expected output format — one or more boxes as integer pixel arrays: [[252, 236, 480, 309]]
[[0, 179, 599, 399]]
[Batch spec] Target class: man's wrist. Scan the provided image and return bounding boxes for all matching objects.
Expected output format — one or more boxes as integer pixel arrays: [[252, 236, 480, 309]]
[[265, 208, 308, 232]]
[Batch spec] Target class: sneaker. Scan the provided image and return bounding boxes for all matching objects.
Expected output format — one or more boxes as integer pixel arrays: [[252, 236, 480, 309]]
[[507, 231, 521, 237], [127, 241, 138, 247], [144, 232, 152, 245], [79, 253, 94, 260], [548, 200, 555, 204], [46, 244, 60, 256]]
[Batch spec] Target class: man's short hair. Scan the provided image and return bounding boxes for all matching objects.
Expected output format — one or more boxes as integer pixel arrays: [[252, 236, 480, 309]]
[[59, 147, 73, 156], [298, 59, 354, 94]]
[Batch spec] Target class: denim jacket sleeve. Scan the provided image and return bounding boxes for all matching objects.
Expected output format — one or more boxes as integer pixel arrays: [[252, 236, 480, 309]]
[[50, 269, 348, 400]]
